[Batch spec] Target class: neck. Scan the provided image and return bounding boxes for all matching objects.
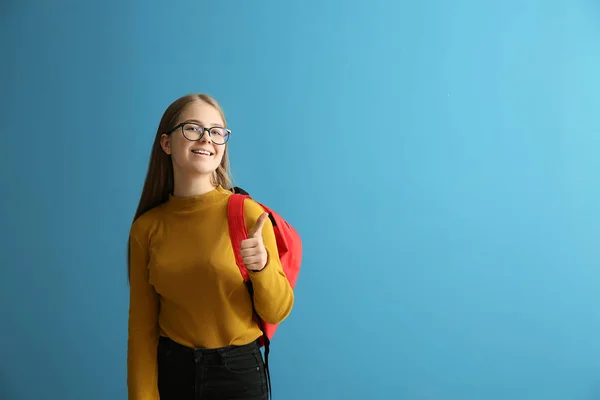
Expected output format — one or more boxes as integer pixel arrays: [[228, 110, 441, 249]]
[[172, 171, 217, 198]]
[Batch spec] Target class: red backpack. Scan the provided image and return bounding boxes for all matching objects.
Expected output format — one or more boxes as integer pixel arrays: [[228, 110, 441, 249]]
[[227, 187, 302, 398]]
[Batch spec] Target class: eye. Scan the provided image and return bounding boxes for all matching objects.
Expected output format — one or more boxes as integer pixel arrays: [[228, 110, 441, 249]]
[[210, 127, 225, 136], [185, 125, 202, 132]]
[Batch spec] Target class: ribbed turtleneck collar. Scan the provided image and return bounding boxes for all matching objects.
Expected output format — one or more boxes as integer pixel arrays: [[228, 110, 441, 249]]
[[165, 185, 230, 212]]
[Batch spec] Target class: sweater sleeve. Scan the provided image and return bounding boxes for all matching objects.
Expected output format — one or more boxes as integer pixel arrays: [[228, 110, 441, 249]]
[[127, 229, 160, 400], [244, 200, 295, 325]]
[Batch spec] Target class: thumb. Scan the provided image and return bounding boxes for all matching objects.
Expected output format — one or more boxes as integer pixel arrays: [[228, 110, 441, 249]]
[[248, 212, 269, 239]]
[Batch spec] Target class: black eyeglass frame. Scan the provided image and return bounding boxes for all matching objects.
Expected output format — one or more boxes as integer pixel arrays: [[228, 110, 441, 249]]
[[165, 122, 231, 145]]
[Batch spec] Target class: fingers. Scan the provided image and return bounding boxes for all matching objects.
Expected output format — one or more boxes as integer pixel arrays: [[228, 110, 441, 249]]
[[240, 246, 258, 257], [240, 238, 260, 250], [242, 254, 263, 265], [240, 242, 265, 262], [240, 238, 264, 268], [248, 212, 269, 239], [242, 251, 267, 271]]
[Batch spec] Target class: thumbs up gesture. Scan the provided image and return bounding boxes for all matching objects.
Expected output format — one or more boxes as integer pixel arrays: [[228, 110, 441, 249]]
[[240, 212, 269, 271]]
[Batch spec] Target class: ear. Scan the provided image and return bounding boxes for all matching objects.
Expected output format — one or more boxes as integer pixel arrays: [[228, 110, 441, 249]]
[[160, 134, 171, 155]]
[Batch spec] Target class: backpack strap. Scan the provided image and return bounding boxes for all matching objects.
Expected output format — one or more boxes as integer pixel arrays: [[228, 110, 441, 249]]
[[227, 191, 272, 400], [227, 193, 250, 282]]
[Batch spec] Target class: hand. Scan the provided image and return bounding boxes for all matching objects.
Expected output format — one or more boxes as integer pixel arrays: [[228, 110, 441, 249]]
[[240, 212, 269, 271]]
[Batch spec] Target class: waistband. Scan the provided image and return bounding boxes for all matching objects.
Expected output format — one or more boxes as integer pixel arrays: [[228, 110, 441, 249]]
[[158, 336, 261, 364]]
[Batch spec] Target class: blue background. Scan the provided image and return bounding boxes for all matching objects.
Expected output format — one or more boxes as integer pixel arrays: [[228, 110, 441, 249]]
[[1, 1, 599, 399]]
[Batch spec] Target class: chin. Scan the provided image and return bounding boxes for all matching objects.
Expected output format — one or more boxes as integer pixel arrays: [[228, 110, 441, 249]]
[[190, 165, 219, 176], [175, 156, 221, 177], [185, 167, 212, 175]]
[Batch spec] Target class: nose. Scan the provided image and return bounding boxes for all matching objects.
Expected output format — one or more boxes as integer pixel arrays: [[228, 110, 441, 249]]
[[199, 128, 211, 143]]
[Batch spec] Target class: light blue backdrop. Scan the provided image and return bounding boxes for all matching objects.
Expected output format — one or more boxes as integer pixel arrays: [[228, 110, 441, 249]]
[[1, 1, 599, 399]]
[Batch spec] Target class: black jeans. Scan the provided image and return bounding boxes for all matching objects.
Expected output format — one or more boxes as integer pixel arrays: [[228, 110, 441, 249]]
[[157, 336, 268, 400]]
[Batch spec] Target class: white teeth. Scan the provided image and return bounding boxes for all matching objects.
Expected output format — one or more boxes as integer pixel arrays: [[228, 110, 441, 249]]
[[192, 150, 211, 155]]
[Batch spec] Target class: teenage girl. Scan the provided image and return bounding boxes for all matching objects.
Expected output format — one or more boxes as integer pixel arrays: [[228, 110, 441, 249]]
[[127, 93, 294, 400]]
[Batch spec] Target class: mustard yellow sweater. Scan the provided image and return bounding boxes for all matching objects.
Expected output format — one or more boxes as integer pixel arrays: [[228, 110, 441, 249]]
[[127, 186, 294, 399]]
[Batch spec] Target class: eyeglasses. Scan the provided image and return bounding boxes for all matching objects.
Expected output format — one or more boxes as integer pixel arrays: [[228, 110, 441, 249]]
[[167, 122, 231, 145]]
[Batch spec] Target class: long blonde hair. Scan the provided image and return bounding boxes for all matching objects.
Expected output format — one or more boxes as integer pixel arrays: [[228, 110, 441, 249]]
[[128, 93, 233, 279]]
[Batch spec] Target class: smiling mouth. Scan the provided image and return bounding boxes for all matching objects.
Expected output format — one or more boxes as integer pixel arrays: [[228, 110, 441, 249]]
[[191, 149, 213, 156]]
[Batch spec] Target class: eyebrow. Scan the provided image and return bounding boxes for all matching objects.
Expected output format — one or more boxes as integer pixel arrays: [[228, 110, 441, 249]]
[[183, 119, 224, 127]]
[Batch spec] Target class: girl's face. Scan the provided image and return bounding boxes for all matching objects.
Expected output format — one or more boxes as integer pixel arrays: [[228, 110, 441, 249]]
[[160, 100, 228, 180]]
